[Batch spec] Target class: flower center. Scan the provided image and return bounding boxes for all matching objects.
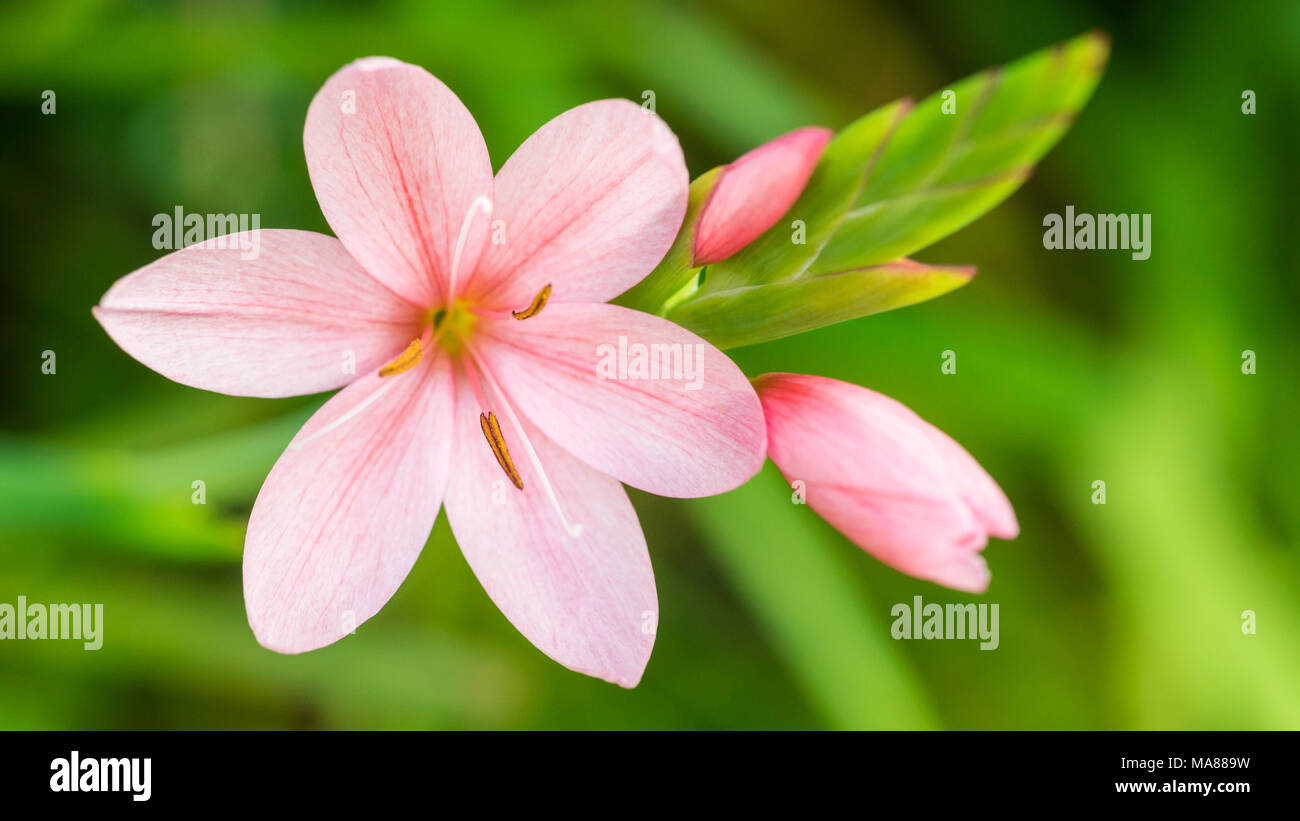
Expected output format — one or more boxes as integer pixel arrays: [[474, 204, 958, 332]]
[[369, 282, 580, 538], [429, 301, 480, 357], [302, 191, 580, 538]]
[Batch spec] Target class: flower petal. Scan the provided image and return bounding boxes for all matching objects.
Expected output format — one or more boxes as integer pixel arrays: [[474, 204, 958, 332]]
[[444, 375, 657, 687], [801, 483, 991, 593], [244, 354, 455, 653], [304, 57, 493, 307], [476, 302, 766, 497], [693, 126, 832, 265], [467, 99, 687, 309], [754, 372, 1015, 593], [922, 425, 1020, 540], [93, 229, 421, 398]]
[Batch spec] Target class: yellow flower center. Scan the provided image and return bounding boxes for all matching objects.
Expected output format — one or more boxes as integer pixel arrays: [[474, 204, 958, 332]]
[[430, 300, 480, 357]]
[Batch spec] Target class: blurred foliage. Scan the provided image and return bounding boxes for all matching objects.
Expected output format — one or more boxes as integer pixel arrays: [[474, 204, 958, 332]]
[[1, 0, 1298, 729]]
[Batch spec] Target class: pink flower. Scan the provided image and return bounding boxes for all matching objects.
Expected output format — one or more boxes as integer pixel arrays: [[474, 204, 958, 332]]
[[692, 126, 832, 265], [94, 57, 766, 687], [753, 373, 1018, 593]]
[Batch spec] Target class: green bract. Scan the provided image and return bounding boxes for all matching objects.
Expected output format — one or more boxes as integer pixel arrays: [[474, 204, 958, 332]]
[[616, 31, 1110, 349]]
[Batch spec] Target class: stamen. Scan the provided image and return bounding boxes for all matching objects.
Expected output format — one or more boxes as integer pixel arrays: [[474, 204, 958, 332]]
[[479, 411, 524, 490], [378, 339, 424, 377], [463, 347, 584, 538], [511, 283, 552, 320], [292, 331, 438, 452], [447, 195, 493, 306], [462, 361, 517, 489]]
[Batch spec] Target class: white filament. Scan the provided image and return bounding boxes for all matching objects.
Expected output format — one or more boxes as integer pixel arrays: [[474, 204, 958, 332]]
[[288, 376, 402, 451], [447, 195, 493, 306]]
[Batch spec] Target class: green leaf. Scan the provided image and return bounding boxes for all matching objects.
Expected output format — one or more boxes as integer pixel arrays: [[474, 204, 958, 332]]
[[807, 30, 1109, 274], [699, 97, 913, 295], [628, 32, 1108, 350], [668, 259, 974, 349]]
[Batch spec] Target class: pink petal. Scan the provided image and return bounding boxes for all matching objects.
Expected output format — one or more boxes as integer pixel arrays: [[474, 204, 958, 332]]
[[304, 57, 493, 307], [443, 374, 656, 687], [803, 483, 991, 594], [754, 372, 1016, 593], [467, 99, 687, 309], [476, 302, 766, 498], [922, 426, 1020, 540], [93, 229, 421, 398], [244, 354, 455, 652], [693, 126, 832, 265]]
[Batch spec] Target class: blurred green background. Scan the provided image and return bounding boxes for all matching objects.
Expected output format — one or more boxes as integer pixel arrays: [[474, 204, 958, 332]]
[[2, 0, 1298, 729]]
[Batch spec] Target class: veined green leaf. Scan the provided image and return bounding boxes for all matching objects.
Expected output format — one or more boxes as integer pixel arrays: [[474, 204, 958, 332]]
[[805, 165, 1032, 276], [668, 259, 974, 349], [698, 98, 913, 294], [807, 30, 1109, 274], [620, 98, 910, 318], [624, 32, 1107, 348]]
